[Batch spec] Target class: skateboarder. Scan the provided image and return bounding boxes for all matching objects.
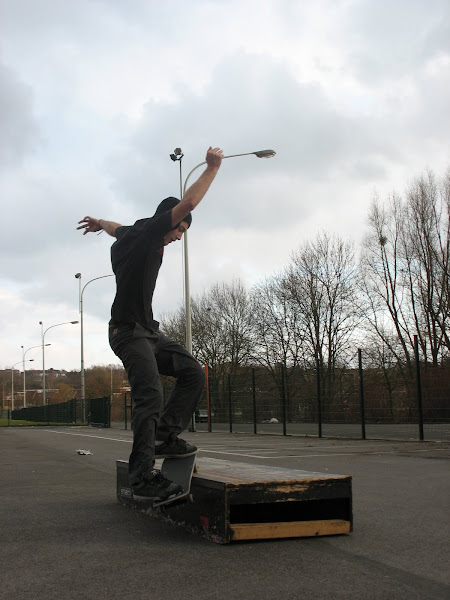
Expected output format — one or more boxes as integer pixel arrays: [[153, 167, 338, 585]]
[[77, 146, 223, 501]]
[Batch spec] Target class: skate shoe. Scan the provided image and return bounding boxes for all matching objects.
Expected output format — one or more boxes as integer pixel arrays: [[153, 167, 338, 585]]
[[155, 433, 197, 458], [132, 469, 182, 501]]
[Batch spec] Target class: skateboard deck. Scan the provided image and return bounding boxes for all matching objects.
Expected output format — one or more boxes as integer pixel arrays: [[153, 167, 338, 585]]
[[153, 453, 197, 508]]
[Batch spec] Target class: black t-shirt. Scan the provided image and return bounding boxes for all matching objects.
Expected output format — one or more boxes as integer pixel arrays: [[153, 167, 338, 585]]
[[109, 209, 174, 330]]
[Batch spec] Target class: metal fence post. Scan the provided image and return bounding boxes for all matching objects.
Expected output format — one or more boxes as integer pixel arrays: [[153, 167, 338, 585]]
[[414, 335, 425, 441], [281, 364, 287, 436], [316, 357, 322, 438], [228, 374, 233, 433], [205, 364, 212, 433], [252, 368, 257, 434], [358, 349, 366, 440]]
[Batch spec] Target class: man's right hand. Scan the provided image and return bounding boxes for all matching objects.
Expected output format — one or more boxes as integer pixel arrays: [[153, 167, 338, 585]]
[[170, 146, 224, 228], [205, 146, 223, 170], [77, 216, 102, 235]]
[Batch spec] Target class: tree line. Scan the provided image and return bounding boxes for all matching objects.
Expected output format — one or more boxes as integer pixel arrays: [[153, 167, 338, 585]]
[[1, 365, 128, 409], [4, 168, 448, 421], [160, 167, 450, 415]]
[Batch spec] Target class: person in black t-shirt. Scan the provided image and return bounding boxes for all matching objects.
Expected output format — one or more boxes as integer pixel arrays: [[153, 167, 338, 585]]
[[77, 146, 223, 501]]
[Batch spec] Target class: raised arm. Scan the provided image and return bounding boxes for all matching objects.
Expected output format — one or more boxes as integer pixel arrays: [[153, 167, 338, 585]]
[[170, 146, 223, 227], [77, 216, 122, 237]]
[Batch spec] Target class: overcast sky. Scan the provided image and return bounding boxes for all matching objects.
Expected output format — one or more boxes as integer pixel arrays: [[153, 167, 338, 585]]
[[1, 0, 449, 373]]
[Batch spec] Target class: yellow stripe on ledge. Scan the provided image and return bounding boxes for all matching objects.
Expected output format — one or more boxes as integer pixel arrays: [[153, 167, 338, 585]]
[[230, 519, 351, 541]]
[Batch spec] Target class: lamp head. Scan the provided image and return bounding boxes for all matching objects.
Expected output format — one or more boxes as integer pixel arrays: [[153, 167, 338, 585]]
[[71, 321, 79, 325], [170, 148, 184, 161], [254, 149, 276, 158], [75, 273, 81, 279]]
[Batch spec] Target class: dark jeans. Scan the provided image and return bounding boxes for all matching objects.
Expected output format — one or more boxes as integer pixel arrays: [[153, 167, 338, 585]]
[[109, 323, 205, 487]]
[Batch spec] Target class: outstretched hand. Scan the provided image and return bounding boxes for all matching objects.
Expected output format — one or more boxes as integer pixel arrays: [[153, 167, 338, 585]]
[[77, 216, 102, 235], [205, 146, 223, 169]]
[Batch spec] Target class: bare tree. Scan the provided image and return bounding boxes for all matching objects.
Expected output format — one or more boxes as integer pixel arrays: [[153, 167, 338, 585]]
[[160, 306, 186, 347], [361, 193, 414, 373], [195, 280, 254, 374], [251, 273, 305, 371], [284, 231, 360, 414], [287, 231, 360, 370], [161, 279, 254, 377], [190, 294, 230, 375], [361, 168, 450, 371], [250, 273, 310, 420], [402, 169, 450, 364]]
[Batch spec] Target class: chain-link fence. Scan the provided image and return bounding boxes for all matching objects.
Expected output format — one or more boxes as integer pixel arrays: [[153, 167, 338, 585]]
[[11, 398, 77, 424], [9, 352, 450, 442], [108, 352, 449, 441], [193, 363, 449, 441], [10, 396, 111, 427]]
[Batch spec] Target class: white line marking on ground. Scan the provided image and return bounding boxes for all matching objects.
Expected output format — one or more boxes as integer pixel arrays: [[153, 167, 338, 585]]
[[197, 450, 387, 459], [256, 449, 449, 459], [42, 430, 448, 459], [44, 430, 132, 443]]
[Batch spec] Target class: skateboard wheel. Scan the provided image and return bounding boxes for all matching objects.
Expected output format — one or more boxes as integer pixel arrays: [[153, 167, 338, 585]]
[[193, 463, 198, 473], [189, 494, 194, 503]]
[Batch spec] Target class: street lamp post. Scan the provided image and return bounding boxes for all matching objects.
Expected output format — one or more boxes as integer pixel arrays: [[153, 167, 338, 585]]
[[170, 146, 188, 344], [109, 363, 117, 403], [21, 344, 50, 408], [11, 361, 21, 411], [179, 149, 276, 353], [10, 359, 33, 412], [75, 273, 114, 422], [39, 321, 79, 406], [2, 380, 11, 414], [170, 147, 184, 199]]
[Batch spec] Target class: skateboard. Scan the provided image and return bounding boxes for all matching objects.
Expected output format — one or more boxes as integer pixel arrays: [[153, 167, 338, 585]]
[[152, 453, 198, 508]]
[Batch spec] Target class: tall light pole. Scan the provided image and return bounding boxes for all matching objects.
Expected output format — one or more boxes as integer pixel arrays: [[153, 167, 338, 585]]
[[21, 344, 50, 408], [109, 363, 118, 402], [170, 147, 186, 344], [2, 379, 11, 414], [179, 149, 276, 353], [170, 147, 184, 200], [75, 273, 114, 422], [39, 321, 79, 406], [10, 359, 33, 412]]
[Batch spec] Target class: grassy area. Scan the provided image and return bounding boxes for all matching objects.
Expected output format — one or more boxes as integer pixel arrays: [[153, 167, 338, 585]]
[[0, 419, 82, 427]]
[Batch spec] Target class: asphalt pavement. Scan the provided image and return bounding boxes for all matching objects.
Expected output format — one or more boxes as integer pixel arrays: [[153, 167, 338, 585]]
[[1, 427, 449, 600]]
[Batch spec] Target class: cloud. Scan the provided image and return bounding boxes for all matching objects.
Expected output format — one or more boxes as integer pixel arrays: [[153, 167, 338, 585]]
[[105, 51, 402, 233], [0, 63, 39, 167], [341, 0, 450, 82], [0, 0, 449, 370]]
